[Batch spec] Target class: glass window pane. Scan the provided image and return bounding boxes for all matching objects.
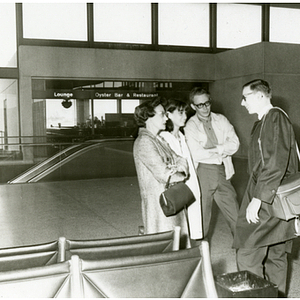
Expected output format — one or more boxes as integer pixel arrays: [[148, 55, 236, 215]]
[[94, 3, 151, 44], [23, 3, 87, 41], [122, 100, 139, 113], [270, 7, 300, 44], [0, 3, 17, 67], [0, 79, 19, 151], [217, 4, 261, 49], [46, 99, 77, 128], [159, 3, 209, 47], [92, 100, 117, 121]]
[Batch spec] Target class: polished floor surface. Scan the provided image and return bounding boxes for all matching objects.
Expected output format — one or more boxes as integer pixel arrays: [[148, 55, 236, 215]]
[[0, 158, 300, 297]]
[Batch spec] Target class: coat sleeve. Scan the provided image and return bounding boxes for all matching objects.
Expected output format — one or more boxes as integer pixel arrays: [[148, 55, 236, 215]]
[[216, 115, 240, 156], [134, 135, 186, 185], [253, 110, 292, 204], [184, 118, 219, 162]]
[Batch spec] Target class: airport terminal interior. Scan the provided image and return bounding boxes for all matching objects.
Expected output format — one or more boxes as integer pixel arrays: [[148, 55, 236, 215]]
[[1, 2, 300, 297]]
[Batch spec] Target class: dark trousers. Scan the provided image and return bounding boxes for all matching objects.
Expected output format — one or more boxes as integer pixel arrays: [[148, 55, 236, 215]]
[[236, 241, 293, 297], [197, 163, 239, 237]]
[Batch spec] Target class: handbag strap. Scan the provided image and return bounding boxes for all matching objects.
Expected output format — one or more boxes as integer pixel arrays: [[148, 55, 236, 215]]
[[258, 107, 300, 166], [165, 175, 171, 189]]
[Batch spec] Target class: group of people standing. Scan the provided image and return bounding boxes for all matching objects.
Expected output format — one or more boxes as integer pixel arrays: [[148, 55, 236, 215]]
[[133, 79, 299, 297]]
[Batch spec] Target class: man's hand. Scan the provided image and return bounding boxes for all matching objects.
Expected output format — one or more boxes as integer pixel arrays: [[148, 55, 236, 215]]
[[246, 197, 262, 224], [208, 147, 219, 154], [208, 146, 226, 158]]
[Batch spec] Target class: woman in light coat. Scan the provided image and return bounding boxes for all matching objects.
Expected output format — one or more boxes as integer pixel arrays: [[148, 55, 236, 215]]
[[160, 98, 203, 242], [133, 97, 190, 247]]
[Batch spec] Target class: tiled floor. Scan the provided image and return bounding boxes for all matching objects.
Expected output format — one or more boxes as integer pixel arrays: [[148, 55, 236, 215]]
[[0, 157, 299, 297]]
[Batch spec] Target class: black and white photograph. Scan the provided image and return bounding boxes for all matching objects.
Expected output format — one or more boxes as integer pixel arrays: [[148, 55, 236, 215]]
[[1, 1, 300, 297]]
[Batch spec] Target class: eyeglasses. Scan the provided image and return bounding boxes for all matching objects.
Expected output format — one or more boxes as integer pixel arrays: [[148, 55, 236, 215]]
[[194, 100, 211, 109], [242, 92, 254, 101]]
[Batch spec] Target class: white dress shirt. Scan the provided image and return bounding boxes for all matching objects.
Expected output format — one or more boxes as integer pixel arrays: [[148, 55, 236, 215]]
[[258, 103, 273, 120]]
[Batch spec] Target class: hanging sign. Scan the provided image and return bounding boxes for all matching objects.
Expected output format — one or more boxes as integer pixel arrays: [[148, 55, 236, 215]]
[[32, 89, 158, 99]]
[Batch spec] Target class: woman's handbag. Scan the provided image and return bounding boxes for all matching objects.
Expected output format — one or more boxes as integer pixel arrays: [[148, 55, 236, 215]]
[[160, 175, 195, 217], [259, 107, 300, 221]]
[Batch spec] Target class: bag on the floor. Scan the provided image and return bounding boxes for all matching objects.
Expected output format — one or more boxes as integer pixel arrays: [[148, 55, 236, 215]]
[[159, 175, 195, 217], [259, 107, 300, 221]]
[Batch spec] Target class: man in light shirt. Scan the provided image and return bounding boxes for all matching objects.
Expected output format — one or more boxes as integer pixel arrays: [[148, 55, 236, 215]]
[[185, 87, 240, 238]]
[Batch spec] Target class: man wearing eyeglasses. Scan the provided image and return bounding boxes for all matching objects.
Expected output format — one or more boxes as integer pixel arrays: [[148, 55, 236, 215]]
[[185, 87, 240, 239], [233, 79, 299, 297]]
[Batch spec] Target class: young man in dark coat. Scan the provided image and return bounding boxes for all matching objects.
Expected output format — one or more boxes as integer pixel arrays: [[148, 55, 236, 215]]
[[233, 79, 299, 297]]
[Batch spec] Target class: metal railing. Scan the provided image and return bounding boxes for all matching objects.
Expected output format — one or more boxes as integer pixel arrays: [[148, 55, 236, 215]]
[[0, 133, 131, 162], [7, 137, 135, 184]]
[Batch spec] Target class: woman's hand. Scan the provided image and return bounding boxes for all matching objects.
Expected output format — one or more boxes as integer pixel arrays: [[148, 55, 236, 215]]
[[176, 157, 189, 176], [167, 157, 189, 185]]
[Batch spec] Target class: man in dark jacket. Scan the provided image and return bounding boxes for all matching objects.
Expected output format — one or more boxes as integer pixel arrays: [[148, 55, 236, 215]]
[[233, 79, 299, 297]]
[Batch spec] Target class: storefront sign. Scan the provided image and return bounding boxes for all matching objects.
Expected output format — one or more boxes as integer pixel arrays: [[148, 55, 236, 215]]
[[53, 92, 74, 98], [33, 89, 158, 99]]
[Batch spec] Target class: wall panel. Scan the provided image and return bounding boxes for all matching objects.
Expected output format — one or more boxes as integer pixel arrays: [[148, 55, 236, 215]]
[[18, 42, 300, 160]]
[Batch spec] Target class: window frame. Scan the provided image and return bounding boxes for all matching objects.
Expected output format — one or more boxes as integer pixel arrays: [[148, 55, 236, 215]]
[[269, 5, 300, 44], [216, 3, 263, 49], [12, 3, 300, 54], [15, 3, 224, 54]]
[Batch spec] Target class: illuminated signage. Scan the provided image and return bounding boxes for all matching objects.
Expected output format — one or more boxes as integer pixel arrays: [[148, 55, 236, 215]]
[[94, 92, 159, 99], [32, 90, 159, 99], [54, 92, 74, 98]]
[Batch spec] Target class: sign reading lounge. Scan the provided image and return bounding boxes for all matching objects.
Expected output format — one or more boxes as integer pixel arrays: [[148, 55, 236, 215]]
[[33, 90, 159, 99]]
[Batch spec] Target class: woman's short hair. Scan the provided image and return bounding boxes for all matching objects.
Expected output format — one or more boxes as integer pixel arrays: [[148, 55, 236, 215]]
[[134, 97, 165, 127], [165, 98, 188, 132], [189, 87, 211, 104], [243, 79, 272, 98]]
